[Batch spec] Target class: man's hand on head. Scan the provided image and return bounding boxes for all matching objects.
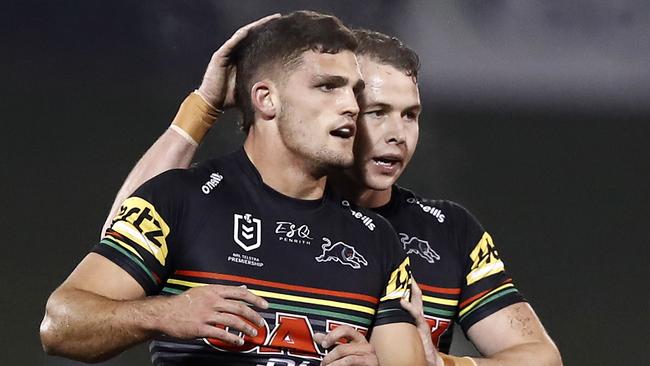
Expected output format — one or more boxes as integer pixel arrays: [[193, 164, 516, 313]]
[[197, 13, 280, 109]]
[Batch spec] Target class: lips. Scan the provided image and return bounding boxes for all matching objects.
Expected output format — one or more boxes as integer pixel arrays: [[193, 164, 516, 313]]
[[371, 153, 403, 172], [330, 123, 356, 139]]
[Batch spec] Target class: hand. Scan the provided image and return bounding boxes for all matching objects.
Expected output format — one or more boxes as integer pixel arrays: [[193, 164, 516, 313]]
[[400, 281, 444, 366], [197, 13, 280, 109], [314, 325, 378, 366], [157, 284, 268, 345]]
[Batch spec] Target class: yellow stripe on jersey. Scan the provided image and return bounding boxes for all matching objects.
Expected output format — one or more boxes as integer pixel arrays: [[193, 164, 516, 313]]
[[165, 279, 377, 315], [108, 236, 144, 261], [458, 283, 514, 317], [421, 295, 459, 307]]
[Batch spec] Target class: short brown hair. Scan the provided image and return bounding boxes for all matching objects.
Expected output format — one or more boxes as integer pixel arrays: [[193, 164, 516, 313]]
[[233, 11, 358, 133], [353, 29, 420, 79]]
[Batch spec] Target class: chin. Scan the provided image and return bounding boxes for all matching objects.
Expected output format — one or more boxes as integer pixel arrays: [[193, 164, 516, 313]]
[[315, 151, 354, 173], [363, 174, 396, 191]]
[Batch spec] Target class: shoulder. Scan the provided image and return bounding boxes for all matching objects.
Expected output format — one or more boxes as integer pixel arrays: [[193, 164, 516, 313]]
[[392, 185, 476, 227], [339, 198, 395, 235], [136, 151, 242, 198]]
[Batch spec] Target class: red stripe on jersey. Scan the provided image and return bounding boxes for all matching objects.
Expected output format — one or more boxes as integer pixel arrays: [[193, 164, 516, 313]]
[[174, 270, 379, 305], [418, 284, 461, 295], [459, 278, 513, 309]]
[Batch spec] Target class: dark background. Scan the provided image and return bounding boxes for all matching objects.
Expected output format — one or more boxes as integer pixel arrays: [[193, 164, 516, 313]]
[[2, 1, 648, 365]]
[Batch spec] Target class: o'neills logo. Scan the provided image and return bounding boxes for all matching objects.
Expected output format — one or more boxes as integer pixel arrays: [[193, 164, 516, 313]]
[[202, 172, 223, 194], [341, 200, 376, 231], [350, 208, 375, 231], [406, 198, 445, 223]]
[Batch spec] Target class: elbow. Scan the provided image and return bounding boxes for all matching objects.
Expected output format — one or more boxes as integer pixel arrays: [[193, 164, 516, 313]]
[[39, 288, 113, 363], [40, 316, 106, 363], [39, 292, 106, 363], [40, 294, 66, 357], [549, 342, 563, 366]]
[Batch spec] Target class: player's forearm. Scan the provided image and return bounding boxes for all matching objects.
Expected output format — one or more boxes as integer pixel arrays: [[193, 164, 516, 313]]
[[101, 127, 197, 236], [470, 340, 562, 366], [371, 324, 426, 366], [40, 287, 168, 363]]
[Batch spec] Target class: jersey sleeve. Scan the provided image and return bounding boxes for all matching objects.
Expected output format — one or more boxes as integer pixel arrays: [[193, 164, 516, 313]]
[[373, 222, 416, 327], [92, 170, 185, 295], [452, 203, 526, 333]]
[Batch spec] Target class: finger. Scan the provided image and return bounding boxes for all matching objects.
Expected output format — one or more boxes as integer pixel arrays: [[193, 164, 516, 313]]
[[199, 324, 245, 346], [213, 285, 269, 309], [214, 298, 265, 327], [411, 281, 424, 307], [400, 298, 419, 319], [400, 297, 430, 330], [313, 332, 327, 347], [321, 343, 374, 366], [211, 312, 259, 338], [219, 13, 281, 54], [321, 325, 366, 348]]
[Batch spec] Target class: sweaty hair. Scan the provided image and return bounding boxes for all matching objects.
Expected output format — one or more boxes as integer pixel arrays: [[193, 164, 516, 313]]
[[233, 10, 357, 133], [352, 28, 420, 79]]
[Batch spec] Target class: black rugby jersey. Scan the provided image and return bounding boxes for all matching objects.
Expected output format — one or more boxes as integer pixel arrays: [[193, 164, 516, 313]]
[[373, 185, 526, 354], [93, 149, 413, 366]]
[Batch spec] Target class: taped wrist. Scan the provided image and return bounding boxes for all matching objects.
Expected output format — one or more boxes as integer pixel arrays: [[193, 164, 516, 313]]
[[441, 354, 477, 366], [171, 91, 223, 144]]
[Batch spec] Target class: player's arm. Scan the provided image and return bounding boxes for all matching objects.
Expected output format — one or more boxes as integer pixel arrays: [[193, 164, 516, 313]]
[[100, 14, 280, 236], [100, 128, 198, 236], [463, 303, 562, 366], [40, 253, 268, 363], [371, 322, 426, 366]]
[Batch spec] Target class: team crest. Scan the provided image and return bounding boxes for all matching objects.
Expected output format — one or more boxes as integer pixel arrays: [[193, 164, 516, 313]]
[[399, 233, 440, 264], [233, 213, 262, 251], [315, 237, 368, 269]]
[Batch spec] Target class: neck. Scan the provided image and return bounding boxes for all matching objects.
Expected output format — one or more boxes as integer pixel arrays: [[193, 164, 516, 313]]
[[243, 127, 327, 200], [329, 172, 393, 208]]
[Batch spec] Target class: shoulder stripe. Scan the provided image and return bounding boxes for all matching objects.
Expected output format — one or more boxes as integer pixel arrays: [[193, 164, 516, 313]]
[[459, 283, 515, 317], [458, 288, 519, 322], [418, 284, 461, 295], [422, 295, 459, 307], [423, 306, 456, 318], [105, 234, 144, 261], [459, 278, 512, 309], [100, 239, 159, 285]]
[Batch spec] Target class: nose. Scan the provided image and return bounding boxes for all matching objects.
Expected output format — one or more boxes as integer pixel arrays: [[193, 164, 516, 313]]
[[341, 88, 360, 121], [385, 115, 406, 145]]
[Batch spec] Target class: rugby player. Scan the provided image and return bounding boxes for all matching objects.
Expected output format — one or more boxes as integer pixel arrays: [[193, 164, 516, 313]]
[[40, 12, 425, 366], [91, 16, 564, 365]]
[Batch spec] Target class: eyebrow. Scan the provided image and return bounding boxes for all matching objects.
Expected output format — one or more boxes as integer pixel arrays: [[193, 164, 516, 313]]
[[364, 102, 422, 114], [312, 74, 366, 94]]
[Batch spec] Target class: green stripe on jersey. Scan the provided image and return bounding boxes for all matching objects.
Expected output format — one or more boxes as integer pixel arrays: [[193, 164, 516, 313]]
[[423, 306, 456, 318], [100, 239, 157, 285], [459, 288, 518, 323]]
